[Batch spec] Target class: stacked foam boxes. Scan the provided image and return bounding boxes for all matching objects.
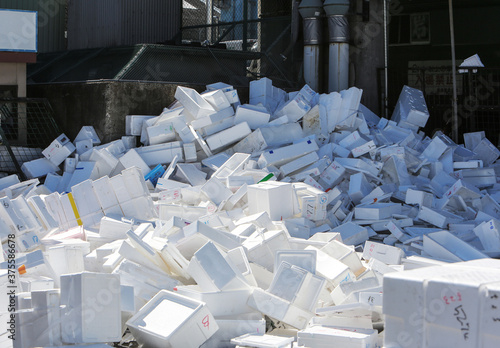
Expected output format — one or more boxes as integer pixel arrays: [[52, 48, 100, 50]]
[[3, 79, 500, 347]]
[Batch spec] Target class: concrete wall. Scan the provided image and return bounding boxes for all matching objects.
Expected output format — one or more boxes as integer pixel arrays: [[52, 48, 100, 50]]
[[28, 81, 249, 144], [0, 62, 27, 97]]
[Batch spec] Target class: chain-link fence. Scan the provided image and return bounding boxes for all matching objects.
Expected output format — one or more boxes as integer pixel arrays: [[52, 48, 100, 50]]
[[0, 98, 62, 177], [381, 67, 500, 146], [181, 0, 299, 89]]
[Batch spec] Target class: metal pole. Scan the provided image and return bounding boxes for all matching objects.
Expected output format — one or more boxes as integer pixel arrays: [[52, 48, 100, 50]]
[[449, 0, 459, 143], [243, 0, 248, 51], [207, 0, 213, 43], [383, 0, 389, 118]]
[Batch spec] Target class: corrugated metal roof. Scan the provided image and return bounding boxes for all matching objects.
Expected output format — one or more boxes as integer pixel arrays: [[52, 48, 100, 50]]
[[68, 0, 182, 50], [0, 0, 66, 53]]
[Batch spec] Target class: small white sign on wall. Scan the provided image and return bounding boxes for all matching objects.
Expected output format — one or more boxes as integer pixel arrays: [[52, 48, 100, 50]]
[[0, 9, 37, 52]]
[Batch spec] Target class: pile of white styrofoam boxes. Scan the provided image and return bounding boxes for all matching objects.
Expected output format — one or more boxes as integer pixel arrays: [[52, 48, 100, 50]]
[[4, 79, 500, 347]]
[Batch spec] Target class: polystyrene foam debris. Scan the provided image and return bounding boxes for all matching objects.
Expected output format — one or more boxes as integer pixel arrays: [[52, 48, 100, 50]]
[[3, 81, 500, 347]]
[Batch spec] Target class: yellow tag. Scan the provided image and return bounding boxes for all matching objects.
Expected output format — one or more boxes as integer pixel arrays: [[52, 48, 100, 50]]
[[67, 192, 83, 226]]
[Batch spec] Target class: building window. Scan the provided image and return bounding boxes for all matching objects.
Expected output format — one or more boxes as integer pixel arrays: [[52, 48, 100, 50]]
[[389, 13, 431, 46], [389, 14, 410, 45], [410, 13, 431, 45]]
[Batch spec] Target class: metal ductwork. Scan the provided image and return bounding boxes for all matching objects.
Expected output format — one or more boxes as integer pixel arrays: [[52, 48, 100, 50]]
[[324, 0, 351, 93], [298, 0, 324, 92]]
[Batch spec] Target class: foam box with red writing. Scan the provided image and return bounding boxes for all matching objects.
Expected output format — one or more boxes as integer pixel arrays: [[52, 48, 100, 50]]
[[126, 290, 218, 348]]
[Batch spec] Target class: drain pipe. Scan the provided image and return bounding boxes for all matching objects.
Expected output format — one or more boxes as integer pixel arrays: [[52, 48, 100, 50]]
[[298, 0, 323, 92], [324, 0, 350, 93]]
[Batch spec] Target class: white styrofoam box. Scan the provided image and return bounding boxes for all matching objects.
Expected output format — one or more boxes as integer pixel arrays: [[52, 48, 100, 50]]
[[200, 178, 232, 206], [453, 160, 483, 169], [98, 216, 132, 240], [119, 148, 151, 176], [351, 140, 376, 158], [182, 142, 196, 163], [202, 89, 231, 111], [27, 195, 59, 232], [234, 104, 271, 130], [417, 206, 463, 229], [10, 195, 43, 233], [212, 152, 251, 180], [423, 231, 489, 262], [338, 131, 368, 151], [92, 176, 122, 216], [199, 116, 235, 138], [298, 326, 378, 348], [0, 174, 20, 192], [247, 182, 295, 221], [226, 246, 258, 287], [421, 136, 449, 161], [0, 196, 29, 236], [233, 123, 304, 154], [274, 94, 312, 123], [135, 142, 184, 167], [246, 287, 314, 329], [331, 222, 369, 247], [190, 107, 234, 130], [176, 163, 207, 186], [127, 290, 218, 348], [66, 162, 99, 192], [317, 161, 345, 189], [354, 203, 402, 220], [206, 82, 234, 93], [206, 122, 252, 152], [423, 269, 500, 348], [47, 245, 85, 285], [231, 333, 294, 348], [473, 138, 500, 166], [279, 152, 319, 177], [305, 246, 354, 290], [201, 316, 265, 348], [348, 172, 372, 205], [121, 135, 136, 150], [201, 152, 231, 171], [113, 259, 179, 308], [320, 240, 364, 277], [126, 115, 156, 136], [243, 229, 291, 272], [42, 134, 75, 165], [74, 126, 101, 146], [275, 250, 316, 275], [463, 131, 485, 150], [391, 85, 429, 127], [146, 122, 176, 145], [249, 77, 276, 111], [478, 281, 500, 347], [383, 263, 488, 348], [362, 241, 404, 265], [443, 179, 482, 201], [60, 272, 121, 343], [474, 219, 500, 251], [258, 140, 319, 169], [175, 86, 216, 119], [64, 157, 77, 174], [187, 241, 249, 292], [21, 157, 60, 179], [75, 139, 93, 156], [405, 188, 434, 207], [71, 179, 103, 218], [175, 286, 256, 318]]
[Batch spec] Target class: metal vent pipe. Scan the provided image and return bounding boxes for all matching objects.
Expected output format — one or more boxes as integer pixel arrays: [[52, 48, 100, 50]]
[[298, 0, 324, 92], [324, 0, 350, 92]]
